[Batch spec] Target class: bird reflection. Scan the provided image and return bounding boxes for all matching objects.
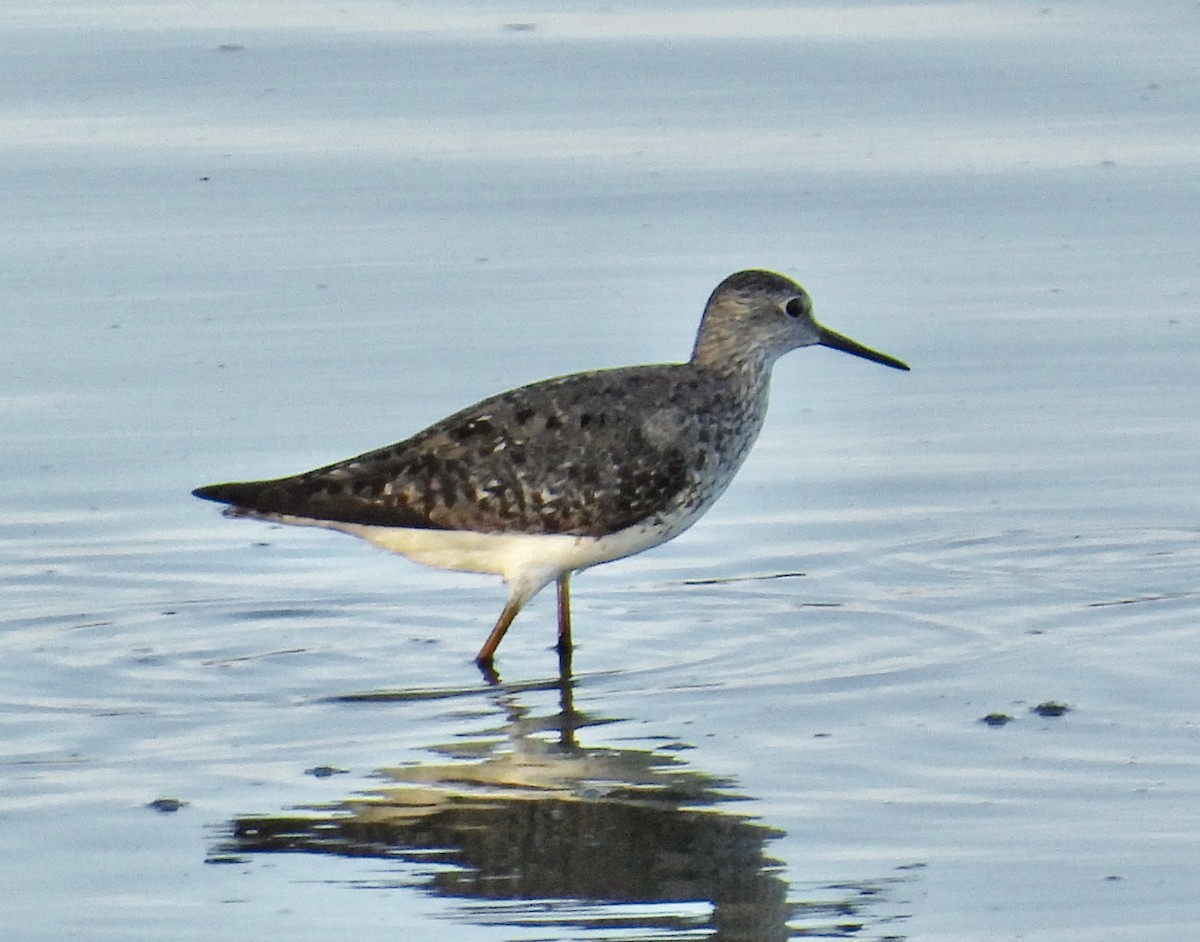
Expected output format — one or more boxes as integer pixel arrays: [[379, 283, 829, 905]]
[[216, 665, 909, 940]]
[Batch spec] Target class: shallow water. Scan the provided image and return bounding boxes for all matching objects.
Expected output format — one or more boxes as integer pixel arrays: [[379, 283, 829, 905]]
[[3, 2, 1200, 940]]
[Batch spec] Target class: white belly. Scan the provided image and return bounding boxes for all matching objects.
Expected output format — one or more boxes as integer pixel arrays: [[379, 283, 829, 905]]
[[250, 508, 700, 597]]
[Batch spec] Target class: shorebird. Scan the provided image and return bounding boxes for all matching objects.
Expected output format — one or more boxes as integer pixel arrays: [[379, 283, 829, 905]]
[[194, 269, 908, 669]]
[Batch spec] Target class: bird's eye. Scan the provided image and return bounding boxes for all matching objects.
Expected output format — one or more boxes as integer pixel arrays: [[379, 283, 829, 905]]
[[784, 297, 807, 318]]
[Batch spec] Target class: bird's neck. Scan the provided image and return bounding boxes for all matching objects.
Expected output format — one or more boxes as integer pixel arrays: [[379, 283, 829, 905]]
[[690, 334, 775, 391]]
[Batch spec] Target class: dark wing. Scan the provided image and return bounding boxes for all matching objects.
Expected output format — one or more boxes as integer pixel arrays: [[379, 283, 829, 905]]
[[193, 364, 726, 538]]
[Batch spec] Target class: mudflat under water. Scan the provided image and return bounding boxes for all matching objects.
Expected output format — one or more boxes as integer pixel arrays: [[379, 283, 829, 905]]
[[3, 3, 1199, 940]]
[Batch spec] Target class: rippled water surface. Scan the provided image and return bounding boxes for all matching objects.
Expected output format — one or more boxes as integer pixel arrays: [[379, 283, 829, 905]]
[[3, 2, 1199, 940]]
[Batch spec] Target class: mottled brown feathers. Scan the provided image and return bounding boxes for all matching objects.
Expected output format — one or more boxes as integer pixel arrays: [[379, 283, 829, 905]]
[[192, 363, 766, 538]]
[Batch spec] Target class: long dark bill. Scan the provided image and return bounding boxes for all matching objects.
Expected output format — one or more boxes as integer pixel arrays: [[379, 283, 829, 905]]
[[819, 326, 910, 371]]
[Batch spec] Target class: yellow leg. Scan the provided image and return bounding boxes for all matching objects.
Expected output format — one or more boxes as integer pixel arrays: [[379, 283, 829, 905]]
[[556, 572, 572, 653], [476, 596, 522, 665], [475, 572, 573, 667]]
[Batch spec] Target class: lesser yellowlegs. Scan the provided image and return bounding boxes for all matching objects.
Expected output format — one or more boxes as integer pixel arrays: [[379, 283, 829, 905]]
[[194, 269, 909, 668]]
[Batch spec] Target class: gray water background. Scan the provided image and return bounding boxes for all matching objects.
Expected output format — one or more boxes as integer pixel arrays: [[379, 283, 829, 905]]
[[2, 2, 1199, 939]]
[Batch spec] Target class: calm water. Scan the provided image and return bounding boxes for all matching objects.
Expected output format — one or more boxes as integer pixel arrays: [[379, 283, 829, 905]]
[[3, 2, 1199, 940]]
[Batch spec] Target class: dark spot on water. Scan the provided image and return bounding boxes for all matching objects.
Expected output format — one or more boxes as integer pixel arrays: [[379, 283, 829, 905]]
[[980, 713, 1014, 727], [304, 765, 348, 778], [1032, 701, 1070, 717], [1088, 594, 1174, 608], [683, 571, 806, 586], [148, 797, 187, 813]]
